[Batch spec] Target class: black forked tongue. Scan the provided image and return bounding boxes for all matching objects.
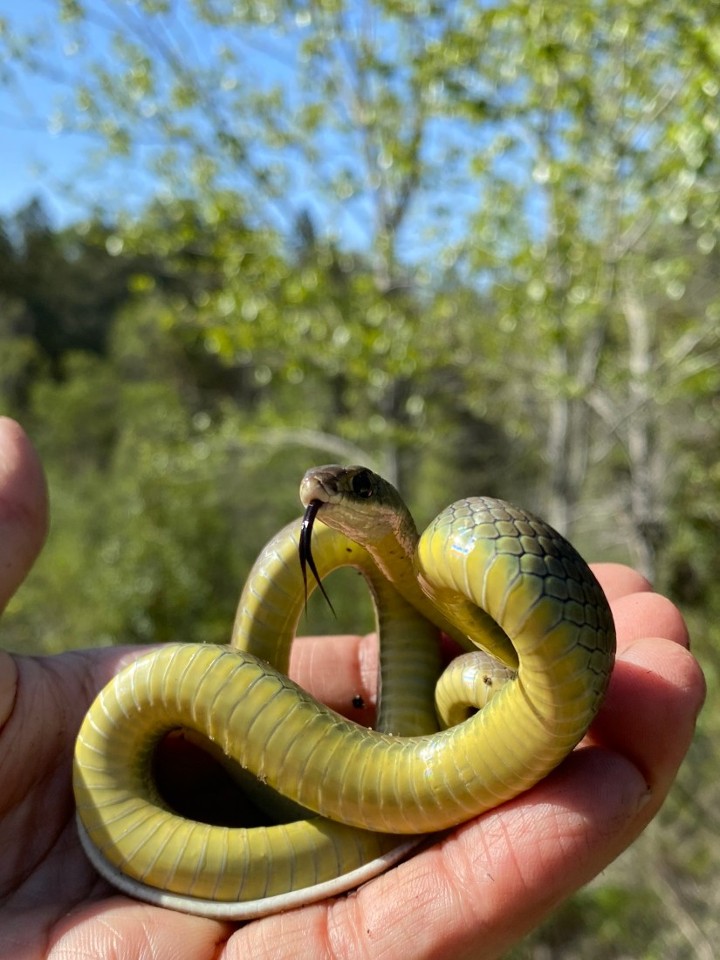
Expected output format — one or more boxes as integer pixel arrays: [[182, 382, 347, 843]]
[[299, 500, 336, 617]]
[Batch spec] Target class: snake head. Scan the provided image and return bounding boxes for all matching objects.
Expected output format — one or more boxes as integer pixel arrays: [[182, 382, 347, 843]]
[[300, 464, 379, 507], [300, 465, 413, 537], [299, 465, 388, 614], [299, 464, 418, 583]]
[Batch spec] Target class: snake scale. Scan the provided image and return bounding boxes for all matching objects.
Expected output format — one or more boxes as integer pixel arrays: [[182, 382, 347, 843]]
[[73, 464, 615, 918]]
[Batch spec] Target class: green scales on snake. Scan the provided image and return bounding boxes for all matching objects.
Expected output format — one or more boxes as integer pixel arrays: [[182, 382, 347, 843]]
[[73, 465, 616, 919]]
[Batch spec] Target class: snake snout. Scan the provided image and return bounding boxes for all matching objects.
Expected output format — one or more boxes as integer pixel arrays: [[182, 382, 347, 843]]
[[300, 465, 342, 506]]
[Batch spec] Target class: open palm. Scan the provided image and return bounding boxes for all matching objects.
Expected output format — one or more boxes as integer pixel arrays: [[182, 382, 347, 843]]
[[0, 417, 704, 960]]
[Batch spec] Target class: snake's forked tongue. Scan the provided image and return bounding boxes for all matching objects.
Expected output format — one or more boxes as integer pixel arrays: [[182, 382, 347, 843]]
[[299, 500, 337, 616]]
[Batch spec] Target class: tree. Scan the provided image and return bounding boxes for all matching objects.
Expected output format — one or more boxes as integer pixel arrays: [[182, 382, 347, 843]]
[[2, 5, 720, 954], [415, 2, 720, 578], [6, 0, 720, 574]]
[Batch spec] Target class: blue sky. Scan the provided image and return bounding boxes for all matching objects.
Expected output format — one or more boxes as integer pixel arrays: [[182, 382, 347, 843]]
[[0, 72, 73, 220], [0, 111, 109, 223], [0, 1, 252, 223], [0, 1, 494, 266], [0, 1, 125, 223], [0, 2, 380, 237]]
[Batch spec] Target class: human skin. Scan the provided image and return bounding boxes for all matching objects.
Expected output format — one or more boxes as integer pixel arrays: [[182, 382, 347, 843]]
[[0, 416, 705, 960]]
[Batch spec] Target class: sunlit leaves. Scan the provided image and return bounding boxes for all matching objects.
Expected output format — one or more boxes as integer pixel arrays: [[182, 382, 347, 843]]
[[2, 0, 720, 563]]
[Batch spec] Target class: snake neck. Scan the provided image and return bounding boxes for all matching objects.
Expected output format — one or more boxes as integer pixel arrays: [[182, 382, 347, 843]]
[[363, 524, 419, 597], [360, 524, 472, 649], [298, 465, 477, 649], [358, 510, 517, 664]]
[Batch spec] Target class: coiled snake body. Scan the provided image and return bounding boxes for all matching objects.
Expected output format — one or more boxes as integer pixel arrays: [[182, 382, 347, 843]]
[[73, 465, 615, 919]]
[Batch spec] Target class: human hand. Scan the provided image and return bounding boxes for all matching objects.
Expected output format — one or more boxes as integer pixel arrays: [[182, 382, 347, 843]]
[[0, 417, 705, 960]]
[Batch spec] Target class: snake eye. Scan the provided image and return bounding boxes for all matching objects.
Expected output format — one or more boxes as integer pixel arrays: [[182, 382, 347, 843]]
[[350, 469, 374, 499]]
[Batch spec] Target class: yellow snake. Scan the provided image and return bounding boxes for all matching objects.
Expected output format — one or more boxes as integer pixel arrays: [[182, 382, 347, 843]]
[[73, 464, 615, 919]]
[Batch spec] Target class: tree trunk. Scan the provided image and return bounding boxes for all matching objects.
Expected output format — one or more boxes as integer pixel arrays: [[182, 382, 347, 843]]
[[623, 290, 666, 581]]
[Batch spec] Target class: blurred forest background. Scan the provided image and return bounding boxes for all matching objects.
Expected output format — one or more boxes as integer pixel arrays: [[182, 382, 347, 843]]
[[0, 2, 718, 956]]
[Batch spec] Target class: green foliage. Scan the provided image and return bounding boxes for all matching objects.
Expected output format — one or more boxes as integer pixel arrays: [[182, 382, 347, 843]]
[[507, 884, 660, 960], [1, 2, 720, 955]]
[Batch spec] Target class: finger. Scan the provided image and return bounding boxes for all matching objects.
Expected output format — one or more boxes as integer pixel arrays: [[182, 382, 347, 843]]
[[49, 898, 231, 960], [591, 562, 653, 601], [290, 633, 379, 724], [0, 652, 18, 731], [1, 646, 156, 810], [0, 417, 48, 613], [591, 637, 705, 799], [611, 592, 690, 651], [0, 418, 47, 728]]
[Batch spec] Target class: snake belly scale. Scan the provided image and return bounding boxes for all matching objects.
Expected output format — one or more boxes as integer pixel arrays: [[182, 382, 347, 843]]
[[73, 464, 615, 919]]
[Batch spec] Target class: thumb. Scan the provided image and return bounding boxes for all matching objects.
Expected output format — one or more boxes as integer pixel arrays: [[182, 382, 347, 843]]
[[0, 417, 48, 614]]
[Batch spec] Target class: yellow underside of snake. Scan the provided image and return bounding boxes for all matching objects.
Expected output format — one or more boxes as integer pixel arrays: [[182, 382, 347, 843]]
[[73, 465, 615, 919]]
